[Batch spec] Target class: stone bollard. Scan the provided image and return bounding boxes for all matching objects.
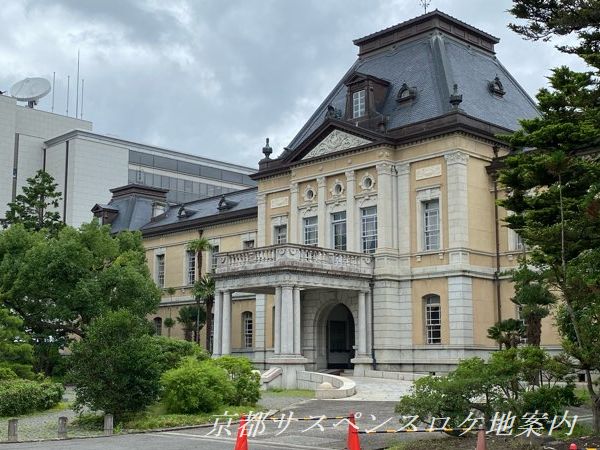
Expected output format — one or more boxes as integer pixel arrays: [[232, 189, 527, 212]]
[[104, 414, 114, 436], [7, 419, 18, 442], [58, 416, 68, 439]]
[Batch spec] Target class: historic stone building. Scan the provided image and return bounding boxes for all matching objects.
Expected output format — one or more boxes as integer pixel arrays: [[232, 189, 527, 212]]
[[98, 11, 561, 386]]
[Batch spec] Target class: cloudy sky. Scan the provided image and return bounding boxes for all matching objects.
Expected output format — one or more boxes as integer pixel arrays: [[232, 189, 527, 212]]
[[0, 0, 587, 168]]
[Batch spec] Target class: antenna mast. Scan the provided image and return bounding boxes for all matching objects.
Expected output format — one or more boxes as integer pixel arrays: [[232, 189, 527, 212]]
[[66, 75, 70, 116], [419, 0, 431, 13], [51, 72, 55, 112], [75, 50, 80, 118], [80, 79, 85, 119]]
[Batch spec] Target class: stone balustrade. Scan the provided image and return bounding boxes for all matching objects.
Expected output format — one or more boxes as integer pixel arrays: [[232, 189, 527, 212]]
[[215, 244, 374, 277]]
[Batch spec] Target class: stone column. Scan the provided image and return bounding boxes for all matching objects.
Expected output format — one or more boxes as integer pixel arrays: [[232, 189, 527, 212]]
[[257, 193, 266, 247], [290, 182, 298, 244], [280, 285, 294, 354], [358, 291, 367, 356], [213, 290, 223, 356], [444, 151, 469, 260], [255, 294, 266, 351], [293, 286, 301, 354], [317, 176, 326, 248], [376, 163, 394, 251], [274, 286, 282, 354], [345, 170, 356, 252], [221, 290, 231, 355], [448, 276, 474, 345], [395, 163, 410, 256]]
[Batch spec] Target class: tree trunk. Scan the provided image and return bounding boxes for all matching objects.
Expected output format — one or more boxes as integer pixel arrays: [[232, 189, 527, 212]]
[[527, 317, 542, 347], [184, 329, 192, 341]]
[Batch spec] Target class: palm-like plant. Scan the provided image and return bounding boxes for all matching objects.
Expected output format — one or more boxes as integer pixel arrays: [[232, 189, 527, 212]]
[[487, 319, 526, 349], [187, 238, 212, 345], [176, 305, 206, 342], [193, 274, 215, 352], [164, 317, 175, 337]]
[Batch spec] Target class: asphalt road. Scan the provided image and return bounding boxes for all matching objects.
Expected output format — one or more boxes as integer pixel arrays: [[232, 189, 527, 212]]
[[0, 400, 435, 450]]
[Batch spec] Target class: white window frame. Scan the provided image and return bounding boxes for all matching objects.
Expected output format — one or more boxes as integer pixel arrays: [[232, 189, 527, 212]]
[[272, 216, 288, 245], [153, 317, 162, 336], [242, 311, 253, 348], [303, 216, 318, 246], [416, 186, 443, 253], [360, 206, 377, 254], [274, 224, 287, 244], [331, 211, 347, 251], [352, 89, 366, 119], [154, 249, 166, 288], [423, 199, 440, 251], [424, 295, 441, 344], [186, 250, 196, 286], [210, 244, 220, 272]]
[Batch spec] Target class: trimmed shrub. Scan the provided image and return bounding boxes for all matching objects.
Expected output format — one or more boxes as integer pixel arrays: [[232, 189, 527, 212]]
[[69, 310, 162, 418], [0, 380, 64, 416], [521, 384, 580, 416], [152, 336, 209, 373], [0, 367, 17, 381], [214, 356, 260, 406], [161, 358, 234, 413]]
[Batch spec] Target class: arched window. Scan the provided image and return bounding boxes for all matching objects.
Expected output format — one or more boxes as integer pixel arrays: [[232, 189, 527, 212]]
[[424, 295, 441, 344], [153, 317, 163, 336], [242, 311, 253, 348]]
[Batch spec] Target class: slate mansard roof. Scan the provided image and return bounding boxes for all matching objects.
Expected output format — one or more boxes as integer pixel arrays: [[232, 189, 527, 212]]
[[285, 10, 539, 152]]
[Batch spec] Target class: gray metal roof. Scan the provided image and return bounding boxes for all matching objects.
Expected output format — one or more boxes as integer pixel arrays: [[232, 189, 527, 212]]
[[140, 187, 258, 232], [287, 28, 538, 150]]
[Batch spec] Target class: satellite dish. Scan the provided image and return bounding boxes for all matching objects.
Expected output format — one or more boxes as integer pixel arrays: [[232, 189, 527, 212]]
[[10, 77, 51, 108]]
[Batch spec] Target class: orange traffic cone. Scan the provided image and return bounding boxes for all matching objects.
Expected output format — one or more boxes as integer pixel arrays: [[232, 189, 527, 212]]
[[476, 425, 487, 450], [234, 415, 249, 450], [347, 412, 361, 450]]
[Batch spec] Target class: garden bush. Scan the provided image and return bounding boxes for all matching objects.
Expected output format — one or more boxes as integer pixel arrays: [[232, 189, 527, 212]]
[[153, 336, 209, 373], [161, 358, 234, 413], [0, 379, 64, 416], [214, 356, 260, 406], [0, 367, 17, 380]]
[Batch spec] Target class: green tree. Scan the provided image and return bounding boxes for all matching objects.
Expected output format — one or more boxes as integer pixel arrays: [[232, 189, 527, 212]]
[[500, 0, 600, 431], [69, 310, 162, 419], [187, 238, 212, 346], [0, 222, 161, 373], [1, 170, 63, 234], [177, 305, 206, 342], [164, 317, 175, 338], [510, 264, 556, 347], [0, 307, 34, 379], [193, 274, 215, 351], [487, 318, 525, 350]]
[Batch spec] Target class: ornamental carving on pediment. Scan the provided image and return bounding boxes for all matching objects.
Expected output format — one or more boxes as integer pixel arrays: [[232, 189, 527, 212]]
[[304, 130, 371, 159]]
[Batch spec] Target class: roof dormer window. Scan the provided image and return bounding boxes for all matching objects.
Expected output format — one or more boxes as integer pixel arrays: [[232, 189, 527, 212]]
[[352, 90, 366, 118]]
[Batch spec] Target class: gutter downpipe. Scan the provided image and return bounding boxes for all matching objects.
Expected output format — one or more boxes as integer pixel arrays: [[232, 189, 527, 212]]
[[370, 279, 377, 370], [492, 146, 502, 325]]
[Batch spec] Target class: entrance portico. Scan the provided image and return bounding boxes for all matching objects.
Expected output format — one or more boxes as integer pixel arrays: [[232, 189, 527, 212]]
[[212, 244, 374, 387]]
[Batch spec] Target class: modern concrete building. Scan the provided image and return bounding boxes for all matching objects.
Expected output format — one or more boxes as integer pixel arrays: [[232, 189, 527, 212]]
[[0, 95, 256, 227], [99, 11, 561, 387]]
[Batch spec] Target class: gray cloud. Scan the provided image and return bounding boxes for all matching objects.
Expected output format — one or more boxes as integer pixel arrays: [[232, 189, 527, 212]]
[[0, 0, 588, 168]]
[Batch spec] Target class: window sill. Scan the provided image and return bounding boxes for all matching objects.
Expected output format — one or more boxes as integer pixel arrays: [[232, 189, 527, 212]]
[[414, 250, 444, 261]]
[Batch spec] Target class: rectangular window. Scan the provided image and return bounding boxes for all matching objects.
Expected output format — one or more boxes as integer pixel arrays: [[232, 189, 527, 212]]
[[243, 312, 253, 348], [515, 233, 525, 251], [331, 211, 347, 251], [303, 216, 318, 246], [156, 254, 165, 288], [211, 245, 219, 272], [425, 296, 441, 344], [352, 90, 366, 119], [361, 206, 377, 254], [274, 225, 287, 244], [186, 250, 196, 285], [243, 240, 255, 250], [423, 199, 440, 251]]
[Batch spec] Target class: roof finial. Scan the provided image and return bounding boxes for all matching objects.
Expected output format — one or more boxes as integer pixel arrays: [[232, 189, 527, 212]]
[[449, 83, 463, 109], [419, 0, 432, 14], [262, 137, 272, 160]]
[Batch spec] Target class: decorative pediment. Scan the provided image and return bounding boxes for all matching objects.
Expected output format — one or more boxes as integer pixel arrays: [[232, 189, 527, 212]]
[[302, 130, 372, 160]]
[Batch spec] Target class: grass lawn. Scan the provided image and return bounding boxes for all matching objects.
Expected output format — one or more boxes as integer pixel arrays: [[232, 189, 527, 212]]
[[264, 388, 315, 398]]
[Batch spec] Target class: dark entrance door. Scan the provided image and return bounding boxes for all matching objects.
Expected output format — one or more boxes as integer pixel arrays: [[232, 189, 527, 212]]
[[326, 304, 355, 369]]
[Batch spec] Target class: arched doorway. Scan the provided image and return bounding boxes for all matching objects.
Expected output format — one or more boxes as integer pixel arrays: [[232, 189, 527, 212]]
[[326, 304, 355, 369]]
